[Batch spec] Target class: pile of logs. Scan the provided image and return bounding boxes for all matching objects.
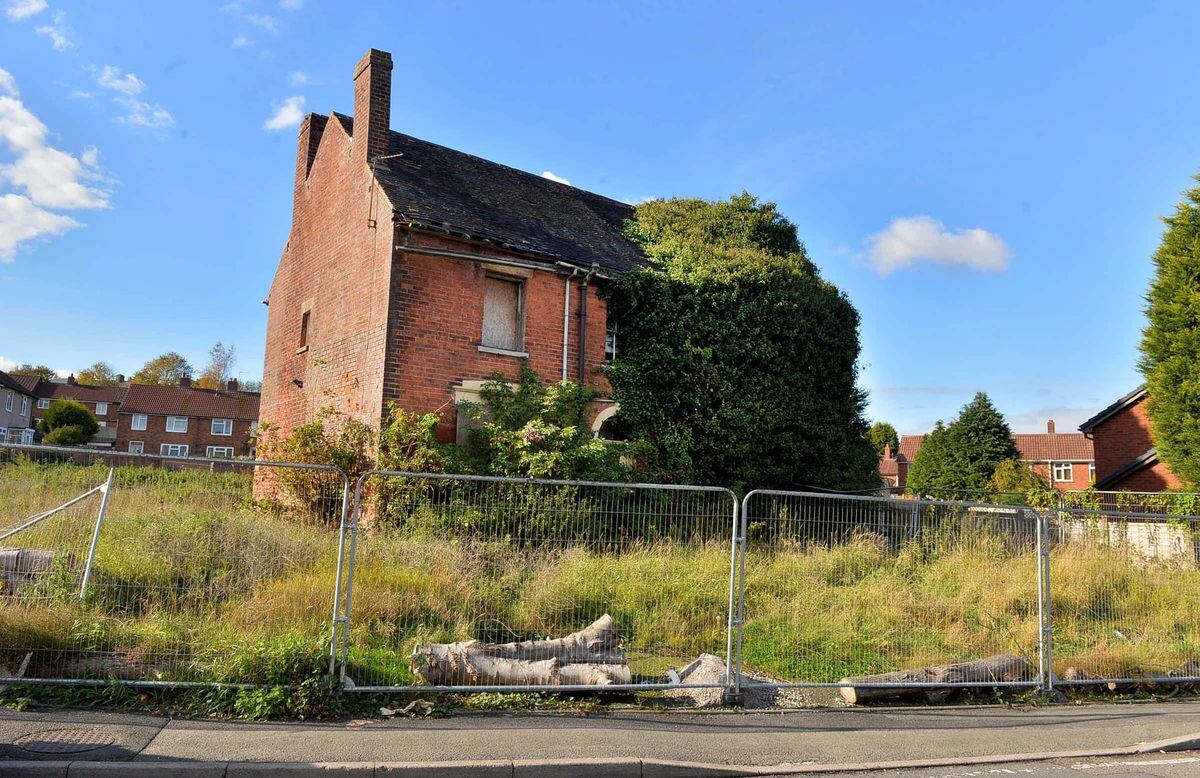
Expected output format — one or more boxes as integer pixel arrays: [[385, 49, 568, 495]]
[[0, 548, 60, 596], [410, 614, 631, 687], [838, 654, 1035, 704]]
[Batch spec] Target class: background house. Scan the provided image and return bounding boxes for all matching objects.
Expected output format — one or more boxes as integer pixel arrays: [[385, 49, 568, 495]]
[[0, 370, 36, 444], [12, 374, 127, 447], [116, 379, 259, 459], [260, 49, 644, 450], [885, 420, 1095, 491], [1079, 387, 1181, 491]]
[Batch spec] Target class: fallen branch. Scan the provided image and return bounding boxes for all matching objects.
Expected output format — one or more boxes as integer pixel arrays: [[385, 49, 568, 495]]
[[839, 653, 1035, 704]]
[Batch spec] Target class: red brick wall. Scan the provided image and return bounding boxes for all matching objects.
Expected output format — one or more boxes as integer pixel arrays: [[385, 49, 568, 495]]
[[1027, 460, 1094, 491], [1091, 395, 1182, 490], [385, 231, 611, 442], [115, 413, 256, 457], [259, 114, 393, 444]]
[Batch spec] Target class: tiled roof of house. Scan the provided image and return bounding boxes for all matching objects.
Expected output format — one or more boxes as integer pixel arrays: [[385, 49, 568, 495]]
[[1078, 386, 1147, 433], [878, 456, 900, 477], [119, 384, 260, 421], [0, 370, 35, 396], [897, 432, 1094, 463], [12, 376, 126, 404], [330, 113, 648, 275]]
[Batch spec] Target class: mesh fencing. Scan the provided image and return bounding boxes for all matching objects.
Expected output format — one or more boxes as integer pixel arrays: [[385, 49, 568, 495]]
[[0, 443, 348, 687], [737, 491, 1042, 688], [334, 472, 739, 691]]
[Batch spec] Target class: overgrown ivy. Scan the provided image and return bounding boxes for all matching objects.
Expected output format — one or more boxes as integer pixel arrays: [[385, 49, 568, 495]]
[[601, 192, 878, 492]]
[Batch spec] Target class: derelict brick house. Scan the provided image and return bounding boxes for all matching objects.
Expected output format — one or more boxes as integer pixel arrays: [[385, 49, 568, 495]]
[[260, 49, 645, 447], [1079, 387, 1181, 491], [885, 419, 1095, 491]]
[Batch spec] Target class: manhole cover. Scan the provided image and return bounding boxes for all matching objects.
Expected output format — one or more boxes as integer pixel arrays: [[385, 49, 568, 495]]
[[14, 728, 115, 754]]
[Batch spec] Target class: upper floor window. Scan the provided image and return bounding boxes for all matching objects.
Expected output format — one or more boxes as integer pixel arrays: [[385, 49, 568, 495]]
[[605, 323, 618, 361], [4, 391, 10, 413], [1089, 462, 1096, 483], [131, 413, 147, 431], [37, 398, 50, 410], [95, 402, 108, 416], [1052, 462, 1073, 483], [166, 416, 189, 433], [481, 275, 524, 353], [211, 418, 233, 436], [20, 397, 28, 417]]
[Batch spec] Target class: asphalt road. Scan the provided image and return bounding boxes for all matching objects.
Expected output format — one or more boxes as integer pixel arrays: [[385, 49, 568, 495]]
[[827, 750, 1200, 777]]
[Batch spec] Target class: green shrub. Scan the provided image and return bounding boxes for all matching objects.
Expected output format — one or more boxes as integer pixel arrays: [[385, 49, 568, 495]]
[[38, 400, 98, 445]]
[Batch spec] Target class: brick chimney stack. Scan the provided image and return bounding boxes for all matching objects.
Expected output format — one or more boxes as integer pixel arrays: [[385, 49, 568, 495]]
[[227, 378, 239, 392], [1047, 419, 1056, 434], [883, 443, 892, 459], [66, 374, 76, 386], [353, 49, 393, 169], [179, 375, 192, 389], [294, 113, 327, 210]]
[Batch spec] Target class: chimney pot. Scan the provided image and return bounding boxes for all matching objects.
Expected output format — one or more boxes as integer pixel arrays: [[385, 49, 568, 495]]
[[116, 374, 125, 383], [1047, 419, 1056, 434], [227, 378, 239, 391], [66, 374, 76, 386]]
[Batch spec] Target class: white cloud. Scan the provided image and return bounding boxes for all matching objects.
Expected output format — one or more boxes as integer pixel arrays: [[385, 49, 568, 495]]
[[115, 96, 174, 128], [263, 95, 305, 131], [232, 35, 252, 48], [221, 1, 278, 32], [0, 68, 17, 98], [0, 95, 111, 209], [866, 215, 1012, 274], [289, 70, 309, 86], [0, 193, 81, 261], [35, 10, 70, 50], [541, 170, 571, 186], [96, 65, 145, 96], [68, 90, 92, 100], [279, 0, 302, 9], [0, 356, 69, 376], [0, 70, 110, 261], [5, 0, 46, 20]]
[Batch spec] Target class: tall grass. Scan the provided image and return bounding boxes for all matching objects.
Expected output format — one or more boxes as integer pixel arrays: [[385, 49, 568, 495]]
[[3, 459, 1199, 690]]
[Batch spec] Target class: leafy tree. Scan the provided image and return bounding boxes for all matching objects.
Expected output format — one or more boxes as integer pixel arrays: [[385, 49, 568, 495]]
[[195, 342, 237, 390], [989, 458, 1057, 507], [907, 392, 1019, 495], [132, 352, 192, 386], [602, 193, 877, 492], [37, 399, 99, 446], [239, 378, 263, 393], [77, 361, 121, 386], [9, 364, 57, 380], [868, 422, 899, 457], [1140, 179, 1200, 487]]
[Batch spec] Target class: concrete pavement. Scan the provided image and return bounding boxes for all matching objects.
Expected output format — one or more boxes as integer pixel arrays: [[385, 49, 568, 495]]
[[1, 701, 1200, 775]]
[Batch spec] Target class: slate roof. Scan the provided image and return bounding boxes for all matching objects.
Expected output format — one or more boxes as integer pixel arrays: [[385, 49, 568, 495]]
[[119, 384, 259, 421], [1078, 386, 1147, 433], [897, 432, 1094, 463], [330, 113, 647, 275], [0, 370, 35, 397]]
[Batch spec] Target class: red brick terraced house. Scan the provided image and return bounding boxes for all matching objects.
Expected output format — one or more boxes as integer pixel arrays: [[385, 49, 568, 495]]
[[1079, 387, 1181, 492], [116, 380, 259, 459], [260, 49, 646, 448], [884, 420, 1095, 491], [10, 374, 127, 447]]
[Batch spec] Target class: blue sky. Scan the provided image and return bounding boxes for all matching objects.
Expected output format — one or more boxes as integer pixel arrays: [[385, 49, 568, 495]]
[[2, 1, 1198, 434]]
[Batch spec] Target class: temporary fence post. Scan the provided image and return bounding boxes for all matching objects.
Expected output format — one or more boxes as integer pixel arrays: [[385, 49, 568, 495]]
[[78, 467, 114, 601], [723, 491, 744, 705], [327, 471, 353, 681], [336, 473, 369, 686], [1042, 502, 1056, 692]]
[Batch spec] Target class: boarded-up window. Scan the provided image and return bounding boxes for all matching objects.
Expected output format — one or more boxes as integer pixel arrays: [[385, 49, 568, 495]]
[[482, 275, 523, 351]]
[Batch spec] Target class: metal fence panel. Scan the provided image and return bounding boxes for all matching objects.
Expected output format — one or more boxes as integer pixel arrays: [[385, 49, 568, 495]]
[[336, 471, 739, 692], [738, 490, 1042, 688], [0, 443, 349, 687], [1048, 505, 1200, 686]]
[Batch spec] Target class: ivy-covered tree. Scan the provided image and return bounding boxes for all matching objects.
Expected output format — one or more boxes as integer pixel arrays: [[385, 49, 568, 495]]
[[868, 421, 899, 457], [907, 392, 1019, 495], [37, 399, 99, 446], [1140, 180, 1200, 487], [602, 193, 878, 492]]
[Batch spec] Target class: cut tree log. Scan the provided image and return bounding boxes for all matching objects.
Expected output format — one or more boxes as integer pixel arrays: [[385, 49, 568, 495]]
[[0, 548, 60, 596], [410, 614, 631, 686], [839, 653, 1035, 704]]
